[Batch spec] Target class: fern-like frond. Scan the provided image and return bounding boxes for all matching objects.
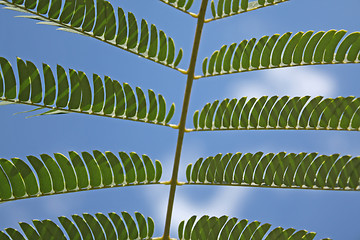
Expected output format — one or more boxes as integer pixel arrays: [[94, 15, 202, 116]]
[[179, 215, 321, 240], [207, 0, 289, 22], [0, 151, 163, 202], [159, 0, 197, 17], [199, 30, 360, 78], [0, 0, 184, 71], [0, 212, 155, 239], [192, 96, 360, 131], [185, 152, 360, 191], [0, 57, 176, 126]]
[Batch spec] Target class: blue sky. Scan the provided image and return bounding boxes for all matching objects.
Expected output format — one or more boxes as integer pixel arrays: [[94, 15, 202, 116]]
[[1, 0, 360, 239]]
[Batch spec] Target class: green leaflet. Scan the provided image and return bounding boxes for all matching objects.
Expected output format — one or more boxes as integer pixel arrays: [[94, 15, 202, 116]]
[[36, 0, 49, 14], [0, 57, 17, 99], [27, 155, 53, 194], [148, 24, 158, 58], [83, 213, 106, 239], [0, 0, 183, 70], [232, 40, 247, 71], [135, 87, 147, 119], [191, 215, 209, 239], [103, 76, 115, 115], [71, 215, 93, 239], [68, 69, 81, 109], [198, 103, 211, 129], [0, 151, 162, 202], [214, 99, 229, 128], [155, 160, 162, 182], [12, 158, 39, 196], [96, 213, 117, 239], [55, 65, 69, 108], [157, 94, 166, 123], [158, 30, 168, 62], [0, 162, 13, 200], [215, 45, 227, 73], [39, 220, 67, 239], [130, 152, 146, 183], [147, 89, 157, 122], [239, 97, 256, 128], [88, 152, 114, 186], [138, 19, 149, 54], [222, 98, 237, 128], [42, 63, 56, 105], [58, 216, 82, 240], [122, 212, 138, 239], [92, 0, 106, 36], [207, 50, 219, 75], [59, 0, 76, 24], [0, 159, 26, 198], [54, 153, 77, 191], [0, 212, 154, 240], [92, 73, 105, 113], [180, 215, 319, 239], [127, 12, 138, 49], [261, 34, 280, 68], [108, 213, 127, 239], [105, 151, 125, 185], [167, 38, 176, 65], [39, 154, 65, 192], [223, 43, 237, 72], [251, 35, 269, 68], [0, 57, 176, 126], [5, 228, 27, 240], [193, 96, 360, 131], [19, 222, 40, 239], [70, 0, 85, 27], [17, 58, 30, 102], [335, 32, 360, 62], [200, 30, 360, 78], [123, 82, 137, 118], [104, 1, 116, 40], [186, 152, 360, 191]]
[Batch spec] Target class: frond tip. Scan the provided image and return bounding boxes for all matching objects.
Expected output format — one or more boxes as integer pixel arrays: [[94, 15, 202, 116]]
[[192, 96, 360, 131], [0, 0, 184, 70], [185, 152, 360, 191], [0, 212, 155, 239], [159, 0, 197, 17], [0, 151, 162, 202], [0, 56, 176, 125], [179, 215, 320, 239], [200, 30, 360, 78], [208, 0, 290, 21]]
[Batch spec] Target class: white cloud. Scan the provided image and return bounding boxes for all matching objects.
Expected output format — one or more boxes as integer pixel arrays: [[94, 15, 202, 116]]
[[172, 187, 250, 222], [228, 67, 337, 98], [145, 186, 250, 236]]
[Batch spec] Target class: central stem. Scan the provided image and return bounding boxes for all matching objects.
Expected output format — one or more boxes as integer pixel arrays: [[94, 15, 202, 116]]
[[162, 0, 209, 239]]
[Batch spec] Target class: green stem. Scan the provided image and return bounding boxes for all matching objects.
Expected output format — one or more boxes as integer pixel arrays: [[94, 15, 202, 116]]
[[196, 61, 360, 79], [0, 182, 165, 204], [180, 182, 360, 191], [0, 98, 176, 128], [162, 0, 209, 239], [187, 127, 360, 132]]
